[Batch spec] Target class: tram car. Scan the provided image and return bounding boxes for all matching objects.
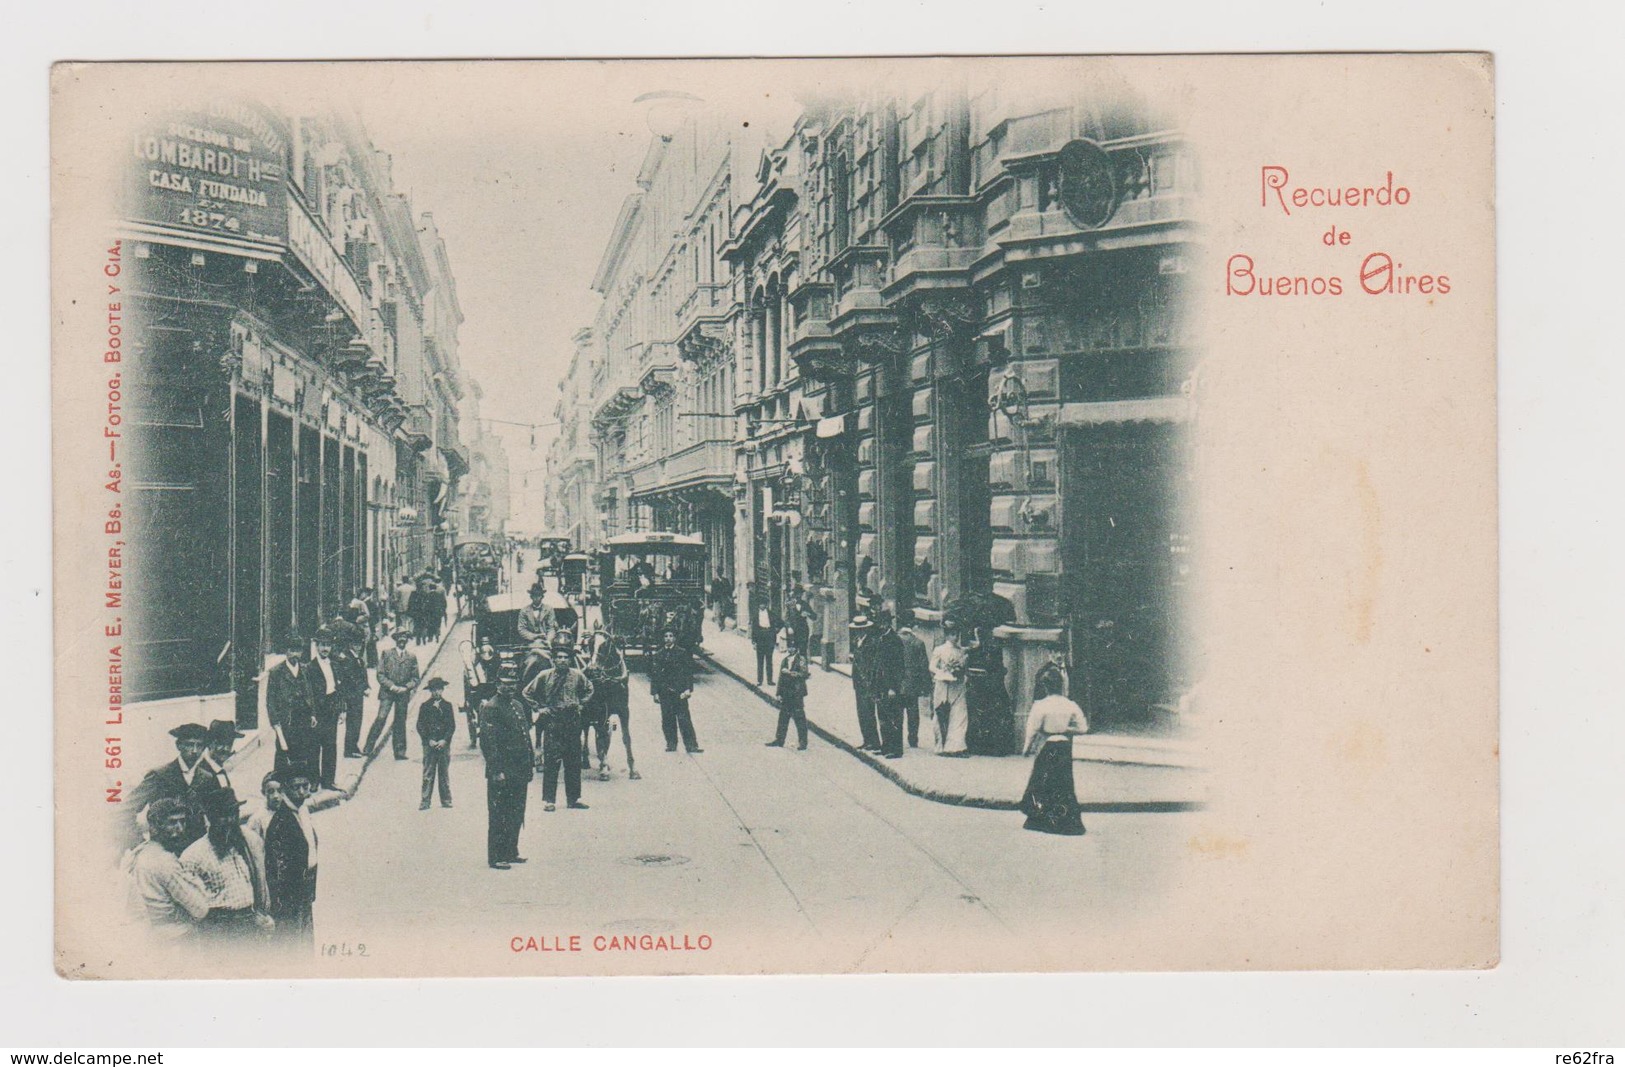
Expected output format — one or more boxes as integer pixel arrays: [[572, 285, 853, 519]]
[[597, 531, 706, 654]]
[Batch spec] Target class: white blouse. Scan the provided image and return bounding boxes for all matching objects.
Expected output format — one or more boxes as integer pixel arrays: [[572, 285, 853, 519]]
[[1023, 694, 1088, 754]]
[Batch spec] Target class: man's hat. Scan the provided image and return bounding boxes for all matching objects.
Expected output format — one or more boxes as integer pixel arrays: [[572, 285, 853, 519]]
[[169, 722, 209, 742], [551, 631, 576, 648], [850, 614, 872, 630], [315, 625, 335, 642], [425, 676, 449, 690], [282, 630, 306, 649], [206, 719, 244, 744]]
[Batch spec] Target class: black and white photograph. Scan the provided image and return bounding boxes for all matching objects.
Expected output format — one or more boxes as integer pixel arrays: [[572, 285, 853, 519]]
[[51, 55, 1499, 982]]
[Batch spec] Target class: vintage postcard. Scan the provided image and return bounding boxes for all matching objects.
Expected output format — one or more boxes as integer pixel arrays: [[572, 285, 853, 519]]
[[50, 55, 1496, 979]]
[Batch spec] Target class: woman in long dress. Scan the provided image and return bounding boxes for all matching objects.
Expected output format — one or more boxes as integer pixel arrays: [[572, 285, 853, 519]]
[[1019, 669, 1088, 835], [930, 624, 971, 757]]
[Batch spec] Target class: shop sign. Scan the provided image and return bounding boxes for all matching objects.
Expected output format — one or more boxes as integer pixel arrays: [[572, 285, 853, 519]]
[[128, 102, 289, 246]]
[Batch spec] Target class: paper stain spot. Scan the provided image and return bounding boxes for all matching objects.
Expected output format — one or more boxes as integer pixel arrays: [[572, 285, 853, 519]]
[[1337, 720, 1388, 777], [1187, 832, 1249, 859]]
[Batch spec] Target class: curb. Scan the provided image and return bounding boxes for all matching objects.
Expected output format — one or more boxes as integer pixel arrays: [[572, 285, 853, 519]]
[[312, 621, 466, 814], [698, 649, 1205, 814]]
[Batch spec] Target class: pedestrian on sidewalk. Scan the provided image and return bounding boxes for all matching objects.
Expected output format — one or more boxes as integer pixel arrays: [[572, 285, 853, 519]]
[[334, 619, 370, 760], [264, 772, 319, 953], [525, 631, 594, 812], [365, 631, 420, 759], [200, 719, 242, 798], [648, 628, 702, 754], [749, 581, 778, 686], [267, 632, 317, 780], [407, 579, 432, 647], [416, 677, 457, 810], [848, 614, 881, 751], [766, 636, 810, 750], [930, 622, 971, 757], [585, 628, 635, 780], [897, 613, 932, 749], [1019, 669, 1089, 836], [865, 609, 909, 759], [308, 628, 342, 790], [479, 676, 533, 870]]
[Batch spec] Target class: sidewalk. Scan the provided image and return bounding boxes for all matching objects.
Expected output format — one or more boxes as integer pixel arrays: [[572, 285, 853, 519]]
[[221, 620, 468, 815], [697, 621, 1207, 812]]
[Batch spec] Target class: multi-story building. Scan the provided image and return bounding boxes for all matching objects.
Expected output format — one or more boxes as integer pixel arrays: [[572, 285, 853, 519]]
[[551, 72, 1198, 734], [121, 101, 470, 724]]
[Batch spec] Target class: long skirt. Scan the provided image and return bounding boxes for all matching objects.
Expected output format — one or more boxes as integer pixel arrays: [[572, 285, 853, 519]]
[[935, 692, 969, 755], [1020, 738, 1085, 835]]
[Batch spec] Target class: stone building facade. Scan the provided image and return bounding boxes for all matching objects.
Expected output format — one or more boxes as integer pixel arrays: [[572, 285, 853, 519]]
[[121, 102, 472, 722], [549, 74, 1198, 733]]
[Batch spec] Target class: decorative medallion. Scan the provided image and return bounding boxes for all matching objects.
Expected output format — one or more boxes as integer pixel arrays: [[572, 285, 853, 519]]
[[1057, 139, 1120, 230]]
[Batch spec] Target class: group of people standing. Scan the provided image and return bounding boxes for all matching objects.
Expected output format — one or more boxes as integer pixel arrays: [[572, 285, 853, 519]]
[[120, 722, 323, 953], [393, 571, 452, 645], [472, 624, 700, 870]]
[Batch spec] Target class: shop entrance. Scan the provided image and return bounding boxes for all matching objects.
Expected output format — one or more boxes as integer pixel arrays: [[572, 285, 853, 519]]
[[1060, 421, 1191, 731]]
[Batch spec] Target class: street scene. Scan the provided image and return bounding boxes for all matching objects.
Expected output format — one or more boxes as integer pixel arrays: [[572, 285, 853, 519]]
[[98, 64, 1207, 975]]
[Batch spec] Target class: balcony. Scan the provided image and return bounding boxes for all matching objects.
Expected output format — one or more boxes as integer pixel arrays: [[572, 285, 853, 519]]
[[676, 283, 730, 344], [401, 405, 434, 452], [880, 195, 982, 302], [787, 280, 846, 382], [826, 245, 899, 352], [997, 136, 1196, 260], [638, 341, 680, 398], [626, 439, 733, 501], [663, 439, 733, 489]]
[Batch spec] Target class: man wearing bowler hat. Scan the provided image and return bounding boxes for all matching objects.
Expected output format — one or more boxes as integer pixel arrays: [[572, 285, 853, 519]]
[[366, 629, 421, 759], [266, 631, 318, 779], [201, 719, 243, 797], [416, 677, 457, 811]]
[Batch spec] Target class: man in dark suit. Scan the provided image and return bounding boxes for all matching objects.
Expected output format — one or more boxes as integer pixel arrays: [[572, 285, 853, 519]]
[[748, 582, 778, 686], [122, 721, 219, 852], [266, 632, 317, 780], [866, 609, 910, 759], [648, 628, 702, 754], [264, 772, 318, 953], [200, 718, 242, 797], [307, 627, 343, 790], [766, 636, 811, 750], [479, 676, 534, 870], [332, 616, 370, 759], [416, 676, 456, 810], [848, 614, 881, 752], [897, 613, 933, 749], [366, 630, 420, 759]]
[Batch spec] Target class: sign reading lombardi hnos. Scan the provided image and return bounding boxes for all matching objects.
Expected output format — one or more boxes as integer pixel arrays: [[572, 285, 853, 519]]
[[128, 101, 289, 246]]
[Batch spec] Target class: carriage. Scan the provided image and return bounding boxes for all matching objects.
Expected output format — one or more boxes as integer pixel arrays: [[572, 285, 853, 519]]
[[534, 535, 574, 576], [453, 538, 503, 614], [597, 531, 706, 653]]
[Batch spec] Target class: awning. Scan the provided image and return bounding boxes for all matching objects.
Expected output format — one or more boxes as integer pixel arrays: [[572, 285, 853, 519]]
[[816, 413, 848, 438], [1058, 396, 1194, 427]]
